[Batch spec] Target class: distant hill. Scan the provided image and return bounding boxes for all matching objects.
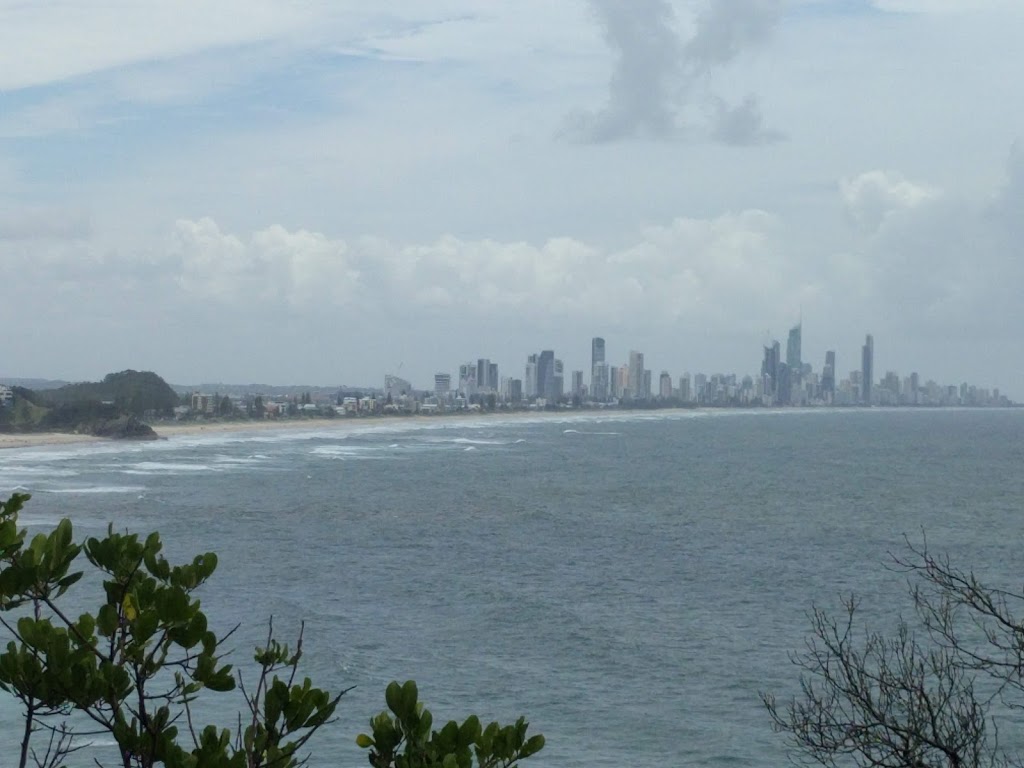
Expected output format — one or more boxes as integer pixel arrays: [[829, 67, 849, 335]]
[[42, 370, 180, 416], [0, 370, 178, 439], [0, 377, 70, 390]]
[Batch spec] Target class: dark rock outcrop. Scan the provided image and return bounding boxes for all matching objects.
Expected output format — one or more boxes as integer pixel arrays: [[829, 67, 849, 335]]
[[86, 415, 159, 441]]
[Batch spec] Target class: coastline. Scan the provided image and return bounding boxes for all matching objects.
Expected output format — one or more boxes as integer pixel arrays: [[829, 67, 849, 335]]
[[3, 404, 1020, 451], [0, 411, 584, 450]]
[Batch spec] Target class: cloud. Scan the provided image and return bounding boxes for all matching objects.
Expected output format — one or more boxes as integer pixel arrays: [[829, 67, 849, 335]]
[[840, 170, 941, 234], [711, 94, 783, 146], [170, 218, 361, 309], [564, 0, 683, 141], [685, 0, 783, 67], [567, 0, 783, 143]]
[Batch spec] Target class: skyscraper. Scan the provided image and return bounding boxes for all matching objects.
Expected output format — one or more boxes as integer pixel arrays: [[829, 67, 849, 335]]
[[761, 341, 780, 400], [786, 323, 802, 371], [591, 337, 606, 399], [861, 334, 874, 404], [538, 350, 555, 400], [628, 350, 645, 399], [659, 371, 672, 399], [524, 354, 538, 399], [822, 350, 836, 402]]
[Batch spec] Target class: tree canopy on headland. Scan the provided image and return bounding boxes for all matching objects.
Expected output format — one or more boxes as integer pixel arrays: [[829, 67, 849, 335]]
[[0, 370, 176, 438]]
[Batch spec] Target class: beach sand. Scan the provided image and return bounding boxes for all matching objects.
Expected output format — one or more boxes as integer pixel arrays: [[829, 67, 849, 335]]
[[0, 411, 584, 450], [0, 432, 108, 450]]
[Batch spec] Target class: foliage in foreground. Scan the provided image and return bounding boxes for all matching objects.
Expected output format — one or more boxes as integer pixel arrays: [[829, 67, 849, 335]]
[[357, 680, 544, 768], [0, 493, 543, 768], [764, 538, 1024, 768]]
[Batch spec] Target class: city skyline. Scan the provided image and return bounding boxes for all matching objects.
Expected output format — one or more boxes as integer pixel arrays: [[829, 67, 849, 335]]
[[383, 327, 1011, 406]]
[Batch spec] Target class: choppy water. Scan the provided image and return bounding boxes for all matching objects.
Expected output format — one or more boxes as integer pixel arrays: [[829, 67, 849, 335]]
[[2, 408, 1023, 767]]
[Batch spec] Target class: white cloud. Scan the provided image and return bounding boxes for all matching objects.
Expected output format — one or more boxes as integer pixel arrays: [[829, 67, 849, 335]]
[[840, 171, 941, 234], [171, 218, 360, 308]]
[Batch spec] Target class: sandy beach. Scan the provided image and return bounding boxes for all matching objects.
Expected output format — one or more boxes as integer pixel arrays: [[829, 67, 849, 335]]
[[0, 410, 604, 450]]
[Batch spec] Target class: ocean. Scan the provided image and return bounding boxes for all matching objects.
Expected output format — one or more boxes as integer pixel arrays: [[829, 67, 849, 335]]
[[1, 408, 1022, 767]]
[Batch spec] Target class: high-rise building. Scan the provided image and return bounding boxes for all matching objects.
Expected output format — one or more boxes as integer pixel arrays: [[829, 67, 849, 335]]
[[761, 341, 780, 400], [553, 358, 564, 400], [642, 369, 652, 399], [628, 350, 645, 399], [591, 337, 606, 399], [537, 350, 555, 399], [525, 354, 538, 398], [861, 334, 874, 404], [659, 371, 672, 399], [777, 363, 792, 405], [571, 370, 584, 397], [786, 323, 802, 371], [488, 363, 498, 391], [458, 362, 477, 395], [822, 350, 836, 401], [694, 373, 708, 403], [592, 362, 610, 401], [609, 366, 621, 398], [678, 373, 691, 403], [434, 373, 451, 397]]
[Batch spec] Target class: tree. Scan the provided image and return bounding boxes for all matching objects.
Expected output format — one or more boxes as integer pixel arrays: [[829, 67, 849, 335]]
[[357, 680, 544, 768], [763, 538, 1024, 768], [0, 494, 545, 768], [0, 491, 341, 768]]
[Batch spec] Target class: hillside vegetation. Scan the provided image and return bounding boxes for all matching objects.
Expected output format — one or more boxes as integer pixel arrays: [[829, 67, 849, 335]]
[[42, 369, 179, 415], [0, 370, 174, 438]]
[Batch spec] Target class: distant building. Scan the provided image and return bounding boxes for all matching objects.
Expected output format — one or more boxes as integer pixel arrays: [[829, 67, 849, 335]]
[[628, 350, 645, 400], [434, 373, 451, 398], [592, 362, 610, 401], [525, 354, 538, 399], [822, 350, 836, 402], [786, 323, 802, 371], [861, 334, 874, 404], [591, 337, 607, 400], [659, 371, 672, 399], [678, 373, 691, 403], [459, 362, 477, 395], [0, 385, 13, 408], [761, 341, 780, 401], [571, 370, 584, 397], [384, 374, 412, 400], [538, 350, 555, 400]]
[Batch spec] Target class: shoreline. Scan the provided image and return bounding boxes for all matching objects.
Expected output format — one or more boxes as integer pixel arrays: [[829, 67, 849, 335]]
[[0, 410, 590, 450], [2, 404, 1021, 451]]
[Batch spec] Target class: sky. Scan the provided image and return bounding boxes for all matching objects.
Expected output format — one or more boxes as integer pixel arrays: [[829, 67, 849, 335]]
[[2, 0, 1023, 395]]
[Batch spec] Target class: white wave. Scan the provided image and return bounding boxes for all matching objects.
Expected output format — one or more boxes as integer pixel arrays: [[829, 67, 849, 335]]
[[43, 486, 147, 495], [121, 461, 221, 474], [563, 429, 622, 436], [463, 446, 477, 451], [0, 466, 80, 476], [310, 444, 383, 456]]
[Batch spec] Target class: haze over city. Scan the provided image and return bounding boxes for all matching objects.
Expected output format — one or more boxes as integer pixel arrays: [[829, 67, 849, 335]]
[[2, 1, 1023, 398]]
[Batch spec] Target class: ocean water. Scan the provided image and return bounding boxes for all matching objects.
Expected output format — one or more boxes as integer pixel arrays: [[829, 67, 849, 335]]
[[1, 408, 1023, 767]]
